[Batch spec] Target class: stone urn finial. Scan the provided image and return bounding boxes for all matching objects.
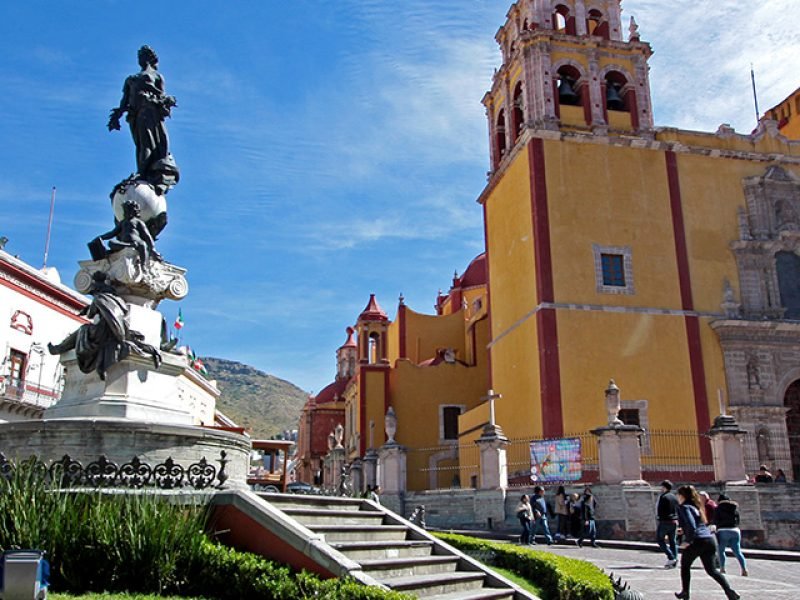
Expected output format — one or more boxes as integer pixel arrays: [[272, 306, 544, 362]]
[[385, 406, 397, 444], [605, 379, 623, 426], [334, 422, 344, 449]]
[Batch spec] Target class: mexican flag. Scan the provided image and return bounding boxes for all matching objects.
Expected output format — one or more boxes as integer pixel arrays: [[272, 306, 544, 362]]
[[193, 357, 208, 376], [174, 308, 184, 330]]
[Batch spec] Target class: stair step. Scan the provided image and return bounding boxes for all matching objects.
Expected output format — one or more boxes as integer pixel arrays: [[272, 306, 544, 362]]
[[281, 507, 385, 525], [425, 588, 515, 600], [332, 539, 434, 560], [259, 493, 365, 511], [360, 555, 460, 578], [383, 571, 487, 597], [312, 524, 408, 542]]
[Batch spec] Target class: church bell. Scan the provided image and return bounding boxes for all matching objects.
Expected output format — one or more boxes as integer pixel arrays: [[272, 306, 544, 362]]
[[606, 82, 625, 111], [558, 77, 580, 105]]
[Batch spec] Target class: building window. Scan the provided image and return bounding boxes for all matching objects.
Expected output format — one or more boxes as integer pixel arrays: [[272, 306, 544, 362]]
[[440, 405, 465, 441], [618, 408, 640, 426], [593, 244, 635, 295]]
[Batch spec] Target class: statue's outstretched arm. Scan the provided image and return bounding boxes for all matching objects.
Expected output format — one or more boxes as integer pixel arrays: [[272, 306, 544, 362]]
[[99, 223, 121, 241], [108, 80, 131, 131]]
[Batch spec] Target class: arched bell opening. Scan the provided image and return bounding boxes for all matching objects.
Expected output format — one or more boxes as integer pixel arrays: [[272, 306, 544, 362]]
[[511, 82, 525, 143], [604, 71, 629, 112], [553, 5, 576, 35], [493, 109, 507, 168], [586, 9, 610, 40], [556, 65, 582, 107], [785, 379, 800, 481]]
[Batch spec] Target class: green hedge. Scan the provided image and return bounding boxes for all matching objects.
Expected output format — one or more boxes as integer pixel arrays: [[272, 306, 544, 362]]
[[434, 532, 613, 600], [183, 540, 412, 600], [0, 461, 409, 599]]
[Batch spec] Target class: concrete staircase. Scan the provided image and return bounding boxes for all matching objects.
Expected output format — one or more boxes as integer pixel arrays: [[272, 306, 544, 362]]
[[260, 493, 535, 599]]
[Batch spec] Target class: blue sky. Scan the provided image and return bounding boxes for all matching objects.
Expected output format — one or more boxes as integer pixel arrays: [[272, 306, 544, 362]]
[[2, 1, 798, 394]]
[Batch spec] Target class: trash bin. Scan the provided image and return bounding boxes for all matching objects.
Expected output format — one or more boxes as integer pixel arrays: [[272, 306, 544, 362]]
[[0, 550, 49, 600]]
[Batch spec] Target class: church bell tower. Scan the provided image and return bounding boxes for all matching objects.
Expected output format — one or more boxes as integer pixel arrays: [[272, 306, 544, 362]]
[[485, 0, 654, 171]]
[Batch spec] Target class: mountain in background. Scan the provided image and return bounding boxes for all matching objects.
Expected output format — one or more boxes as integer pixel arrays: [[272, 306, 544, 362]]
[[202, 357, 308, 439]]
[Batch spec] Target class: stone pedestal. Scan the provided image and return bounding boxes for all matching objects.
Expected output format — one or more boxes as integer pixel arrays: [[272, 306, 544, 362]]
[[330, 447, 346, 491], [592, 424, 645, 484], [708, 414, 748, 483], [476, 423, 509, 490], [349, 458, 363, 495], [45, 350, 217, 426], [378, 442, 407, 494], [363, 448, 378, 489]]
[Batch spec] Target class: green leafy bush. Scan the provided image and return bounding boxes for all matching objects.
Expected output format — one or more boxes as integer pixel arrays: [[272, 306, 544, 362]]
[[435, 532, 613, 600], [0, 460, 409, 599]]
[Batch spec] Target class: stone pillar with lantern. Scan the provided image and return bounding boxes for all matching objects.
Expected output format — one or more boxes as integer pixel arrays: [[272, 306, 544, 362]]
[[591, 379, 646, 484]]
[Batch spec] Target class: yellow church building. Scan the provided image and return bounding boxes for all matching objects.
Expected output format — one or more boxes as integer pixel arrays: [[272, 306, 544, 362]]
[[300, 0, 800, 489]]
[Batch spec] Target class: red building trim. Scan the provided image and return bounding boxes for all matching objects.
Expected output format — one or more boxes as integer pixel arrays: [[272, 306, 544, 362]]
[[398, 303, 407, 358], [359, 371, 367, 456], [529, 138, 564, 438], [483, 202, 493, 388], [628, 89, 639, 130], [0, 275, 86, 323], [582, 84, 592, 125], [665, 151, 712, 463]]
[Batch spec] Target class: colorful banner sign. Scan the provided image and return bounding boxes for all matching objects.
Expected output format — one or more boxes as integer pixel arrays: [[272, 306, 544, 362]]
[[529, 437, 582, 482]]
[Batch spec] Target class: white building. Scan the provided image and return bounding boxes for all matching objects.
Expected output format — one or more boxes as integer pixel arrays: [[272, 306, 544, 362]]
[[0, 249, 87, 422]]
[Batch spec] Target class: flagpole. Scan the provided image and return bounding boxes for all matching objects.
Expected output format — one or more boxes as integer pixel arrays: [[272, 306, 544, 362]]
[[42, 186, 56, 268], [751, 63, 760, 126]]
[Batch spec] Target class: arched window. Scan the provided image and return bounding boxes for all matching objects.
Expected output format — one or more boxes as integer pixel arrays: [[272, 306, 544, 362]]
[[587, 9, 609, 39], [368, 332, 380, 364], [494, 109, 507, 166], [604, 71, 629, 112], [776, 251, 800, 319], [553, 5, 570, 33], [511, 82, 524, 142], [556, 65, 582, 107]]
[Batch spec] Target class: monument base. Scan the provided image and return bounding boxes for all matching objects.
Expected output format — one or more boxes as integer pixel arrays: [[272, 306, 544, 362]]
[[0, 418, 250, 489], [45, 350, 217, 426]]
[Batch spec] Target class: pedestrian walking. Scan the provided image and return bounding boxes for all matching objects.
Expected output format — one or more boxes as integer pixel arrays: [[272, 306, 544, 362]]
[[516, 494, 534, 545], [715, 493, 748, 577], [656, 479, 680, 569], [775, 468, 787, 483], [568, 492, 582, 539], [553, 485, 570, 541], [576, 486, 598, 548], [673, 485, 739, 600], [531, 486, 554, 544], [699, 491, 717, 526]]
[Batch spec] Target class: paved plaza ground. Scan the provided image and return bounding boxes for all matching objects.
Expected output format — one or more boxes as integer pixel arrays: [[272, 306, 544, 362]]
[[535, 541, 800, 599]]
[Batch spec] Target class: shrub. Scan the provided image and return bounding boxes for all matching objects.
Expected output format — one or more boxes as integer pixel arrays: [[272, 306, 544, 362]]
[[435, 532, 613, 600], [0, 460, 409, 599]]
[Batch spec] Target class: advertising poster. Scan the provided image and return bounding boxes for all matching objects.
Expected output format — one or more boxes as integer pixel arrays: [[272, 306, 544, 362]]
[[529, 437, 582, 482]]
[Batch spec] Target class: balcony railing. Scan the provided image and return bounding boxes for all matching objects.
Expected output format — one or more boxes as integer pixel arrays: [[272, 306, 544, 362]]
[[0, 380, 62, 410]]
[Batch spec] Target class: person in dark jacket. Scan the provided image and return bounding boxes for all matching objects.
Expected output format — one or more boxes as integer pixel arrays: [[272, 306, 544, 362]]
[[531, 486, 554, 545], [715, 494, 747, 576], [674, 485, 739, 600], [656, 479, 680, 568], [516, 494, 534, 545], [576, 486, 598, 548]]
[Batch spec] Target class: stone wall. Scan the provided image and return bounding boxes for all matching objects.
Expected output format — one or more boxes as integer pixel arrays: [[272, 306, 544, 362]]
[[388, 482, 800, 550]]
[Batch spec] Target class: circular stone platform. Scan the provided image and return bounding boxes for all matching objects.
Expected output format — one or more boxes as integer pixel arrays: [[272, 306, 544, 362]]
[[0, 418, 250, 489]]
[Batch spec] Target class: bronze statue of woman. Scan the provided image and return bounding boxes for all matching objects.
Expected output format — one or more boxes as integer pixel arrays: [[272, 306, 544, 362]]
[[108, 45, 179, 194]]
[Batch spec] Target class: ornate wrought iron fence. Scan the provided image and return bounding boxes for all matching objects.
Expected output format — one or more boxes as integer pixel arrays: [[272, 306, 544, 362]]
[[640, 429, 712, 473], [0, 451, 229, 490]]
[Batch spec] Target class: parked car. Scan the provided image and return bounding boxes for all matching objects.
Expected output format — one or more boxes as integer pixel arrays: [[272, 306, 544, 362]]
[[286, 481, 321, 495]]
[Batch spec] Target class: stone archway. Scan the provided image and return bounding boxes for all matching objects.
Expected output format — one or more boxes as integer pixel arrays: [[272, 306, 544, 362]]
[[785, 380, 800, 481]]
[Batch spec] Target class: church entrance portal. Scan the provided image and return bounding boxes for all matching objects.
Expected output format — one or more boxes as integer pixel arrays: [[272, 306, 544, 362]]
[[785, 380, 800, 481]]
